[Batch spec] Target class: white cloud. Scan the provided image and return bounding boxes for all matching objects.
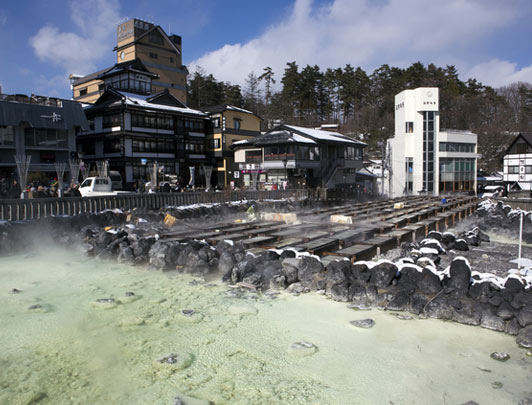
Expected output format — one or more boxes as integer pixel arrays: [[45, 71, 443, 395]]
[[189, 0, 526, 88], [466, 59, 532, 88], [30, 0, 121, 76]]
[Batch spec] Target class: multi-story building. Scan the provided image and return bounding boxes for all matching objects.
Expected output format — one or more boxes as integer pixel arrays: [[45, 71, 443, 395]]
[[70, 18, 187, 104], [232, 124, 366, 189], [0, 93, 88, 182], [503, 132, 532, 193], [200, 105, 262, 187], [388, 87, 477, 197], [78, 63, 210, 188]]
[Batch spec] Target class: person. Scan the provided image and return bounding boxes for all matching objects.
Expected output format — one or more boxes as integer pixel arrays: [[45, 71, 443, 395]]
[[9, 179, 21, 199], [71, 184, 81, 197], [36, 186, 46, 198]]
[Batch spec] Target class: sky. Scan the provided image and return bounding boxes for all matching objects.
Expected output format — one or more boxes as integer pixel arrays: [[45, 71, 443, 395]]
[[1, 0, 532, 99]]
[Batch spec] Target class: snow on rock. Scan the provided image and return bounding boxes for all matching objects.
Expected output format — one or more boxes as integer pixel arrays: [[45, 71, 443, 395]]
[[420, 247, 439, 255]]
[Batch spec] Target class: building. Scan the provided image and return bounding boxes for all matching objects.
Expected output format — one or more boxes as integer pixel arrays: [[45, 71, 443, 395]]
[[0, 93, 88, 183], [200, 105, 262, 187], [503, 132, 532, 193], [232, 124, 366, 189], [388, 87, 478, 197], [78, 70, 210, 188], [70, 18, 187, 104]]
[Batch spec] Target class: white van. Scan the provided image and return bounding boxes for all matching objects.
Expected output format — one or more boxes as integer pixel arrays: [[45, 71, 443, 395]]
[[109, 171, 123, 190]]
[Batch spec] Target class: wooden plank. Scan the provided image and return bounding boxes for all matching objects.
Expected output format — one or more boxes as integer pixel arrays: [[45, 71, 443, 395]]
[[295, 237, 339, 255], [241, 235, 277, 248], [207, 232, 247, 244], [334, 229, 371, 248], [265, 237, 305, 249], [302, 230, 331, 242], [333, 244, 377, 262]]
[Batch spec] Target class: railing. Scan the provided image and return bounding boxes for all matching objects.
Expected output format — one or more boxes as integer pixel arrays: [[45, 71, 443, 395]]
[[0, 189, 312, 221]]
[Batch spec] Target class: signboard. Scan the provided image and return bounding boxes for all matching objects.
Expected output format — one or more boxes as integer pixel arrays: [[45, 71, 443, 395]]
[[234, 171, 240, 179]]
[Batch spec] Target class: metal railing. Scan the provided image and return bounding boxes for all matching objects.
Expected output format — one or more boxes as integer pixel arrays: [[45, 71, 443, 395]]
[[0, 189, 312, 221]]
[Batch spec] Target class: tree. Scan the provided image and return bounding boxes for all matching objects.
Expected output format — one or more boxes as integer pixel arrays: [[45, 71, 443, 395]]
[[243, 72, 262, 114], [258, 67, 276, 106]]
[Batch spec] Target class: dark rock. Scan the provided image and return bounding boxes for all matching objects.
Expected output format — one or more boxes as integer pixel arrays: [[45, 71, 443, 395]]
[[468, 282, 490, 300], [446, 258, 471, 296], [271, 274, 287, 289], [442, 232, 456, 246], [281, 258, 299, 284], [452, 301, 481, 326], [410, 293, 429, 315], [280, 250, 296, 259], [454, 239, 469, 251], [326, 260, 350, 289], [488, 294, 504, 307], [481, 312, 506, 332], [28, 304, 42, 310], [296, 256, 324, 283], [504, 277, 525, 294], [125, 292, 135, 297], [425, 297, 453, 320], [330, 281, 351, 302], [370, 262, 397, 288], [517, 306, 532, 328], [185, 249, 211, 275], [348, 281, 368, 304], [496, 302, 515, 321], [182, 309, 195, 317], [259, 250, 280, 261], [387, 290, 410, 311], [286, 282, 305, 294], [490, 352, 510, 362], [505, 318, 520, 335], [427, 231, 442, 241], [218, 252, 235, 274], [516, 325, 532, 349], [9, 288, 21, 294], [117, 242, 135, 264], [96, 298, 115, 304], [400, 266, 442, 294], [149, 242, 170, 270], [353, 263, 371, 283], [350, 319, 375, 328]]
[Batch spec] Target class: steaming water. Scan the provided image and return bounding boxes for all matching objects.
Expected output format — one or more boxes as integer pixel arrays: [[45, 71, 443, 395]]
[[1, 248, 532, 405]]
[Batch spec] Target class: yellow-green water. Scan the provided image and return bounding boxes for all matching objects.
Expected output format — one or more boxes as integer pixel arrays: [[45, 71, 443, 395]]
[[1, 247, 531, 405]]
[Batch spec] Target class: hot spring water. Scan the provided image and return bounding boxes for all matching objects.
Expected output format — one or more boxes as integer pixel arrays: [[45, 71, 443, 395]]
[[1, 247, 531, 404]]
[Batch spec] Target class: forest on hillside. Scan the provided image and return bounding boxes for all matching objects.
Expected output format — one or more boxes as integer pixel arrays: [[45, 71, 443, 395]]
[[186, 62, 532, 173]]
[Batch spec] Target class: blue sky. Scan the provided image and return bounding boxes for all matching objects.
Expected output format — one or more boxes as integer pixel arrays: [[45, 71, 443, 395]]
[[1, 0, 531, 99]]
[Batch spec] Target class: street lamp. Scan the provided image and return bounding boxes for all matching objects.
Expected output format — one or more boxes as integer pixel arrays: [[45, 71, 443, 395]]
[[282, 158, 288, 190]]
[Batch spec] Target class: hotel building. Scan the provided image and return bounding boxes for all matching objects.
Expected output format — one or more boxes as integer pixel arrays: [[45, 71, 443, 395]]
[[70, 18, 187, 104], [388, 87, 477, 197]]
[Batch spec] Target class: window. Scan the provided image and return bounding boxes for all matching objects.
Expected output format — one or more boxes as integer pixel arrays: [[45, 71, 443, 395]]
[[79, 88, 87, 97], [0, 126, 15, 146], [24, 128, 68, 149], [103, 113, 121, 128], [132, 138, 174, 153], [170, 57, 174, 63], [439, 142, 475, 153], [209, 139, 220, 149], [149, 52, 158, 59], [405, 122, 414, 133], [80, 141, 95, 155], [508, 166, 520, 174], [212, 117, 220, 128], [39, 151, 56, 163], [245, 150, 262, 163], [233, 119, 241, 130], [98, 83, 105, 92], [104, 139, 121, 154]]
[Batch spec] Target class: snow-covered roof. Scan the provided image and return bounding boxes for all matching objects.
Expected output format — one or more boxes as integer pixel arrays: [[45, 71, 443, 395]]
[[284, 125, 366, 146], [226, 105, 254, 115], [119, 91, 207, 117]]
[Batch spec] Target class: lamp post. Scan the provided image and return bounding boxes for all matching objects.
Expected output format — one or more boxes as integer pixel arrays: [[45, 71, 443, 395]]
[[282, 158, 288, 190]]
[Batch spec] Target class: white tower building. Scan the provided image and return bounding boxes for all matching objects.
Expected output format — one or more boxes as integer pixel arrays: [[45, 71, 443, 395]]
[[388, 87, 477, 197]]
